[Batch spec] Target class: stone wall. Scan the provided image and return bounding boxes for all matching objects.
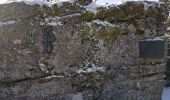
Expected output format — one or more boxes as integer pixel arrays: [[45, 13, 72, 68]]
[[160, 0, 170, 86], [0, 1, 168, 100]]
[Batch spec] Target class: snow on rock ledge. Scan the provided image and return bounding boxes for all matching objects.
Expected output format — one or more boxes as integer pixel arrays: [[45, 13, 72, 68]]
[[0, 0, 159, 7]]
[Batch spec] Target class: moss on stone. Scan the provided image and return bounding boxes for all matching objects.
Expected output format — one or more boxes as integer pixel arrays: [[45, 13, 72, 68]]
[[48, 4, 59, 16], [80, 25, 91, 38], [99, 26, 120, 40], [146, 7, 159, 17], [95, 3, 144, 22], [122, 2, 144, 18], [95, 9, 107, 20], [82, 11, 95, 22], [133, 3, 144, 12], [23, 11, 44, 19], [95, 9, 124, 21]]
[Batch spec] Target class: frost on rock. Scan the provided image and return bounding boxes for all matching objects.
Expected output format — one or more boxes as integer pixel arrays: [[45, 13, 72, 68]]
[[47, 21, 63, 26], [44, 75, 64, 79], [77, 64, 105, 74], [84, 0, 159, 13], [0, 0, 74, 7], [83, 3, 98, 14], [0, 0, 159, 8], [144, 36, 164, 41], [40, 13, 81, 26], [167, 27, 170, 31], [0, 20, 18, 26], [38, 61, 49, 73], [92, 20, 115, 27]]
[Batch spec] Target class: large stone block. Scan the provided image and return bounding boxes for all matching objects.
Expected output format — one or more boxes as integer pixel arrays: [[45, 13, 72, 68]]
[[0, 1, 168, 100]]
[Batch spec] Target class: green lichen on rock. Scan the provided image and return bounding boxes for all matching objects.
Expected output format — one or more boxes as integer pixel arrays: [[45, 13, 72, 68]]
[[82, 11, 95, 22], [95, 9, 107, 20], [160, 0, 170, 9], [98, 26, 120, 40], [48, 4, 59, 16], [95, 2, 144, 22], [80, 25, 91, 38], [24, 11, 44, 19], [95, 8, 126, 21], [121, 2, 144, 19], [146, 6, 159, 18], [132, 3, 144, 12]]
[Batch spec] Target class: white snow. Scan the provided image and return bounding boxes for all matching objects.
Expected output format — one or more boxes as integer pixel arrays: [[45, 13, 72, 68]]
[[77, 64, 105, 74], [141, 36, 164, 41], [38, 61, 49, 73], [0, 0, 73, 7], [44, 75, 64, 79], [92, 19, 115, 27], [83, 3, 98, 14], [84, 0, 159, 14], [0, 0, 159, 6], [40, 13, 81, 26], [46, 21, 63, 26], [0, 20, 18, 26], [95, 0, 159, 6], [162, 87, 170, 100]]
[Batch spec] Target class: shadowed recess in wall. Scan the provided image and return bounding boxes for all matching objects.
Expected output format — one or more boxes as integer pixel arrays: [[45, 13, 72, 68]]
[[42, 25, 56, 55]]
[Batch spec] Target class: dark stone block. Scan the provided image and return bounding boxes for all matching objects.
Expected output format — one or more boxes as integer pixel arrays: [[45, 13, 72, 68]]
[[139, 40, 164, 59]]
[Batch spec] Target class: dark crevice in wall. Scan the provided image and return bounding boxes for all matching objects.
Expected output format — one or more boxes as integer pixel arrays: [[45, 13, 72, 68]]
[[42, 25, 56, 55], [141, 72, 164, 78], [0, 74, 49, 85], [0, 73, 56, 86]]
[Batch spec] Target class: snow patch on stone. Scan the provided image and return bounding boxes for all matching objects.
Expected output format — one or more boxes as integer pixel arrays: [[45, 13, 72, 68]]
[[48, 21, 63, 26], [143, 36, 164, 41], [0, 0, 159, 7], [92, 19, 115, 27], [77, 64, 105, 74], [62, 13, 82, 18], [0, 20, 18, 26], [44, 75, 64, 79], [0, 0, 74, 7], [13, 39, 22, 45], [40, 13, 81, 26], [38, 61, 49, 73], [83, 3, 98, 14]]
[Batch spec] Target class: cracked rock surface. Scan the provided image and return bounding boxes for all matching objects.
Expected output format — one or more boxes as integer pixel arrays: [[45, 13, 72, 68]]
[[0, 1, 168, 100]]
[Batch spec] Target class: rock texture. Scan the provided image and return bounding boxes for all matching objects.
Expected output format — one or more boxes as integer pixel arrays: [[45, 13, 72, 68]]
[[0, 1, 168, 100], [160, 0, 170, 9], [160, 0, 170, 86]]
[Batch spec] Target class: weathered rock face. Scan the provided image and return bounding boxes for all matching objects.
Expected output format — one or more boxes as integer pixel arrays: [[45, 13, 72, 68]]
[[0, 1, 168, 100], [160, 0, 170, 9], [75, 0, 92, 5], [160, 0, 170, 86]]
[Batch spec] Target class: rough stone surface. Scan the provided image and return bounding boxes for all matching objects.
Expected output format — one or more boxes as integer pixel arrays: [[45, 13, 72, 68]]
[[75, 0, 92, 5], [161, 0, 170, 86], [0, 1, 168, 100]]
